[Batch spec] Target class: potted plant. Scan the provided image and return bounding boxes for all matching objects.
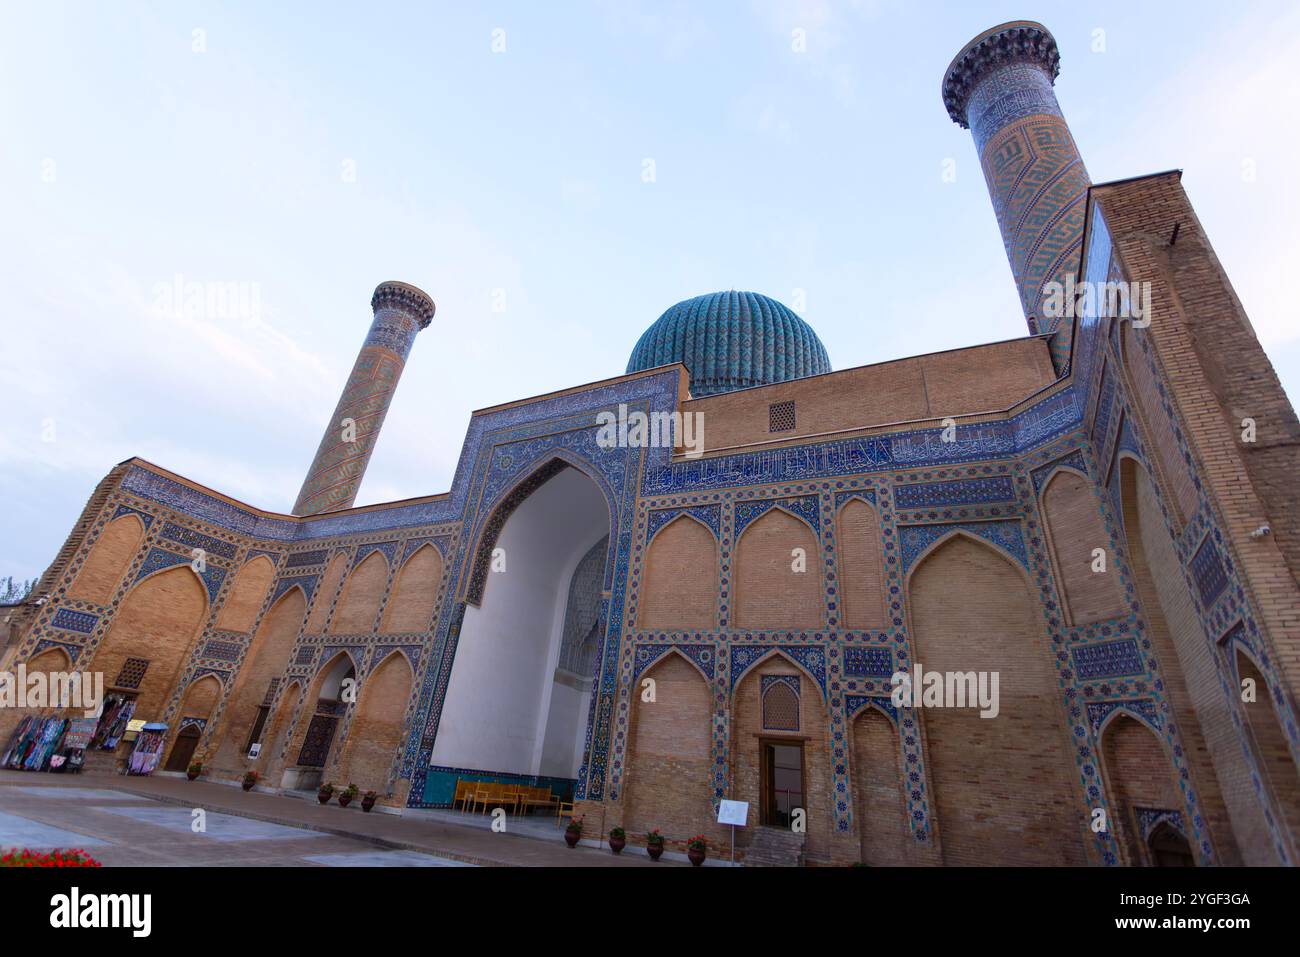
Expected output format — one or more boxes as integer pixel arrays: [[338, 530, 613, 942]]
[[686, 834, 707, 867], [318, 781, 335, 805], [564, 815, 583, 848], [361, 790, 378, 812], [241, 770, 258, 792], [608, 825, 626, 855], [646, 828, 665, 861], [186, 761, 202, 781], [338, 783, 359, 808]]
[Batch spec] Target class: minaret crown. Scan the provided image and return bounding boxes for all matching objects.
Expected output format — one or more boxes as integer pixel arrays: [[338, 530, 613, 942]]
[[371, 281, 436, 329], [942, 20, 1061, 128]]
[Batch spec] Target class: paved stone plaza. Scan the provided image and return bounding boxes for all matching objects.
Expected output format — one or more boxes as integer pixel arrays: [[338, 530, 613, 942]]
[[0, 771, 674, 867]]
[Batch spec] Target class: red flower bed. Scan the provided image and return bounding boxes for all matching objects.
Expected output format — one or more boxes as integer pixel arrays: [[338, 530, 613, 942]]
[[0, 848, 102, 867]]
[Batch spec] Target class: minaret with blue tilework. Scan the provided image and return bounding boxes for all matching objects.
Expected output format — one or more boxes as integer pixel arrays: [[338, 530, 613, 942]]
[[292, 281, 435, 516], [942, 21, 1091, 371]]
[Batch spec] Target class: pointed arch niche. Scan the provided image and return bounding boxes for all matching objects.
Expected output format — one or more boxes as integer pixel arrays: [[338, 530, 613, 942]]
[[89, 564, 209, 718], [622, 650, 714, 846], [837, 496, 885, 630], [379, 544, 443, 634], [907, 531, 1088, 865], [211, 585, 308, 775], [637, 514, 718, 631], [430, 463, 610, 786], [734, 508, 822, 631], [68, 514, 145, 604], [1040, 468, 1125, 625]]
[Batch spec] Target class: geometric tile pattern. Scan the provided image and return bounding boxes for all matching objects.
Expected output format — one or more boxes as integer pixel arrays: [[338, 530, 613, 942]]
[[893, 476, 1015, 508], [843, 646, 894, 678], [626, 291, 831, 397], [49, 607, 98, 635], [898, 520, 1029, 572], [944, 22, 1088, 372], [1070, 639, 1144, 680], [733, 494, 820, 538], [1190, 536, 1230, 607]]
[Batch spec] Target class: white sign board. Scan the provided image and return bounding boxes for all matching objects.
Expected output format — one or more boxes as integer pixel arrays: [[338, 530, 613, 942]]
[[247, 743, 261, 759], [717, 799, 749, 827]]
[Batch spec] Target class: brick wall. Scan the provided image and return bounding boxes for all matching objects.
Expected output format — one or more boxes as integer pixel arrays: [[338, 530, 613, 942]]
[[1101, 714, 1183, 866], [637, 516, 718, 631], [87, 565, 209, 720], [1041, 469, 1126, 624], [621, 653, 717, 852], [67, 514, 145, 605], [1097, 173, 1300, 707], [177, 674, 221, 722], [731, 656, 838, 864], [908, 534, 1090, 864], [851, 706, 912, 865], [1234, 650, 1300, 840], [683, 337, 1056, 454], [1120, 321, 1198, 523], [1119, 458, 1243, 863], [212, 555, 276, 633], [337, 651, 414, 797], [304, 553, 347, 634], [837, 499, 886, 630], [209, 589, 307, 776], [733, 509, 823, 631], [329, 552, 387, 633], [379, 545, 442, 633]]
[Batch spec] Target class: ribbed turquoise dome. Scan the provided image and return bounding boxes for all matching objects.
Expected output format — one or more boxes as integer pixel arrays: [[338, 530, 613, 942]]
[[626, 291, 831, 396]]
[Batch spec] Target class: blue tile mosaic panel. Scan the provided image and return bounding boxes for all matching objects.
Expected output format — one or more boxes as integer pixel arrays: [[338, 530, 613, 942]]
[[1070, 639, 1144, 680], [893, 476, 1016, 508], [1190, 537, 1229, 607], [844, 646, 895, 678]]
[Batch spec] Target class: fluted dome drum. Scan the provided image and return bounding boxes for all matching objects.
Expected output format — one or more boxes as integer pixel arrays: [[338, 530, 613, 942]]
[[626, 291, 831, 396]]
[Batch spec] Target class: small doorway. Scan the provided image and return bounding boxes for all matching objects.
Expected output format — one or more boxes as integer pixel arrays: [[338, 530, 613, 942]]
[[761, 741, 805, 828], [1148, 822, 1195, 867], [297, 698, 343, 768], [164, 726, 201, 772], [296, 661, 355, 769]]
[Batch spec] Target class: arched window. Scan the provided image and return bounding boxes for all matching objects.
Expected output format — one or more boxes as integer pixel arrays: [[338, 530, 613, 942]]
[[762, 678, 800, 732]]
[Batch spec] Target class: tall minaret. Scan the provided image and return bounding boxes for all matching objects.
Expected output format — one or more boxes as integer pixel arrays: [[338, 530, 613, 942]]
[[942, 21, 1090, 369], [293, 281, 435, 516]]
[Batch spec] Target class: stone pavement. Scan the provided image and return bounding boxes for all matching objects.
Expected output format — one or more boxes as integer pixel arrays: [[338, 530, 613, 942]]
[[0, 770, 677, 867]]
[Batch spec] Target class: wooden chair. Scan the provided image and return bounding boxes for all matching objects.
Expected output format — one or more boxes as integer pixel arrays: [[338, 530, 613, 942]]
[[502, 786, 527, 816], [452, 780, 474, 812], [517, 786, 555, 816], [555, 796, 575, 824], [470, 783, 494, 814], [486, 783, 521, 816]]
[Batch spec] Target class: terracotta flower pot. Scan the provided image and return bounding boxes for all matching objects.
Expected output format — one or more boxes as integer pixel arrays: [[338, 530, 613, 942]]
[[186, 770, 200, 781], [241, 778, 256, 792], [338, 793, 353, 808], [647, 842, 664, 861], [361, 796, 376, 812], [318, 790, 333, 805], [609, 833, 626, 855], [687, 846, 706, 867], [564, 829, 581, 848]]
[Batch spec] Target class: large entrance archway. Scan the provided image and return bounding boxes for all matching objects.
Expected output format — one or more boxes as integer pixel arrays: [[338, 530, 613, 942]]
[[429, 463, 610, 802]]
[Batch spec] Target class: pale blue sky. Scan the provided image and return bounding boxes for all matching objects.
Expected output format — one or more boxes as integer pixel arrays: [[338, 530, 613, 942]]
[[3, 1, 1298, 583]]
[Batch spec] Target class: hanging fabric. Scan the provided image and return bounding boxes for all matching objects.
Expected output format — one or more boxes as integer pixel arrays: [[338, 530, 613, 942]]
[[127, 726, 167, 776], [1, 716, 38, 768]]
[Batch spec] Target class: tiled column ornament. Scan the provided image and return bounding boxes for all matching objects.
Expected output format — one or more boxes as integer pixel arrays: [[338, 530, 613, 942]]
[[942, 21, 1090, 370], [293, 281, 436, 516]]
